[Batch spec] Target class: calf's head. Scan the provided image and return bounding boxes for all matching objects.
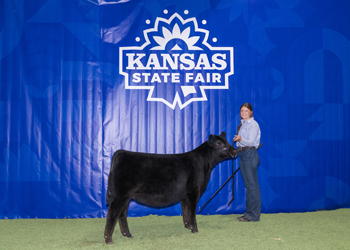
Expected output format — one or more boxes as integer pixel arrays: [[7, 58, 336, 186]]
[[208, 132, 238, 158]]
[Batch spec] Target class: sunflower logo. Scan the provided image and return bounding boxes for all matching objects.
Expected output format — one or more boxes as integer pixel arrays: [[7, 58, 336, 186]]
[[119, 10, 234, 109], [151, 24, 202, 51]]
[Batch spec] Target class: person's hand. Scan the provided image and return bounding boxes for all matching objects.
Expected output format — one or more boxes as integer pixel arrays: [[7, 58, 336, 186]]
[[233, 135, 242, 142]]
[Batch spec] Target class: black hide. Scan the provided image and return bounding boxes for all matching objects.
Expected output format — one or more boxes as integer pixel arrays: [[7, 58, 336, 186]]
[[104, 132, 238, 244]]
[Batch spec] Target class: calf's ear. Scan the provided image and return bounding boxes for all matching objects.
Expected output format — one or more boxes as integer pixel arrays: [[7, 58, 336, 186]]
[[219, 131, 226, 139], [208, 134, 215, 147]]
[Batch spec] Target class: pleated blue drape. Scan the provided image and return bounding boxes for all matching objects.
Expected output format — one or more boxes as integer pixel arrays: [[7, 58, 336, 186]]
[[0, 0, 349, 219]]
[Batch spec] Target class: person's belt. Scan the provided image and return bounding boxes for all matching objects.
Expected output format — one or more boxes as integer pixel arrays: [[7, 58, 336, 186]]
[[239, 146, 256, 151]]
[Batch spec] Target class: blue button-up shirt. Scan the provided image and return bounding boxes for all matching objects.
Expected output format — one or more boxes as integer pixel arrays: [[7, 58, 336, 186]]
[[236, 117, 261, 148]]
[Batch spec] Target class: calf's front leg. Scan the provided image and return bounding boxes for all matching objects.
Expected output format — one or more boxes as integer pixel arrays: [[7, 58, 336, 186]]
[[186, 189, 200, 233], [181, 199, 191, 229]]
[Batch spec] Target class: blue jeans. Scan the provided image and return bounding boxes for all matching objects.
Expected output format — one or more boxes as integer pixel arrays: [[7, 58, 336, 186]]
[[239, 148, 261, 221]]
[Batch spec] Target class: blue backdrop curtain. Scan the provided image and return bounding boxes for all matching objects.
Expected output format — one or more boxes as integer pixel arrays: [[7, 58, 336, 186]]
[[0, 0, 349, 219]]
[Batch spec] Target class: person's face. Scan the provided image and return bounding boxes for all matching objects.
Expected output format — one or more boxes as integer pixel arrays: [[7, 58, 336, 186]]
[[240, 107, 253, 121]]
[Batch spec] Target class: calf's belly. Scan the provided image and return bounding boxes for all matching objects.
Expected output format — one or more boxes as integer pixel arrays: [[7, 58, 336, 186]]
[[133, 190, 187, 207]]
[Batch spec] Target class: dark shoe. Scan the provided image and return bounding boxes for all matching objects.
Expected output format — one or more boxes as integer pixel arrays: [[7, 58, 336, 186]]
[[237, 215, 245, 220], [237, 216, 251, 222]]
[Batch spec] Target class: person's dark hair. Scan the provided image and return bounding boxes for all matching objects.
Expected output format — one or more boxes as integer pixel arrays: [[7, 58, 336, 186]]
[[237, 103, 253, 134], [240, 103, 253, 115]]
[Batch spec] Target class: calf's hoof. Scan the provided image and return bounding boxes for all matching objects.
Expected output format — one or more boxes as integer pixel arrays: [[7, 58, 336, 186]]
[[122, 232, 133, 238], [191, 228, 198, 233], [104, 235, 113, 244]]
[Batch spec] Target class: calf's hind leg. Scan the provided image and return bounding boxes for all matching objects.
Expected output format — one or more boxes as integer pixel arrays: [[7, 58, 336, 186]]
[[119, 200, 132, 238], [104, 197, 130, 244]]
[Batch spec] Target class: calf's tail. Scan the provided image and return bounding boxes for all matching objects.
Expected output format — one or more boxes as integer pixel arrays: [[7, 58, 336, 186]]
[[105, 151, 120, 205], [105, 168, 114, 205], [106, 189, 112, 205]]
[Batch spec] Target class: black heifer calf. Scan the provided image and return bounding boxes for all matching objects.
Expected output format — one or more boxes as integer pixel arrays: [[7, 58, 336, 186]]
[[104, 132, 238, 244]]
